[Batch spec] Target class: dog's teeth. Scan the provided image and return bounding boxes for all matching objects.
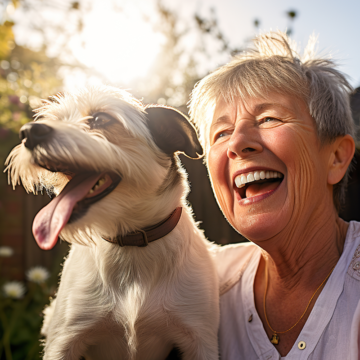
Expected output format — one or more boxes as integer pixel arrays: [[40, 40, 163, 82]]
[[88, 177, 107, 195], [98, 178, 106, 186]]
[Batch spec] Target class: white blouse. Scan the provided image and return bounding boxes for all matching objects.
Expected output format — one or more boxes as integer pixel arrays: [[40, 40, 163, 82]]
[[213, 221, 360, 360]]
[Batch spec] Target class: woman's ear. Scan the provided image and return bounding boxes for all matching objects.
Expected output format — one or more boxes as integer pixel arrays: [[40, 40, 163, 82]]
[[328, 134, 355, 185]]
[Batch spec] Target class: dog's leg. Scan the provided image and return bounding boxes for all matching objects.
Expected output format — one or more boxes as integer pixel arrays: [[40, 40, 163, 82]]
[[42, 247, 113, 360], [43, 340, 87, 360], [43, 327, 94, 360], [165, 348, 182, 360], [41, 298, 57, 337], [164, 270, 220, 360], [167, 317, 218, 360], [175, 334, 219, 360]]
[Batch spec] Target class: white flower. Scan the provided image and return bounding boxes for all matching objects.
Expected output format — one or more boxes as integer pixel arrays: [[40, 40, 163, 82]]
[[0, 246, 14, 257], [26, 266, 50, 284], [3, 281, 26, 299]]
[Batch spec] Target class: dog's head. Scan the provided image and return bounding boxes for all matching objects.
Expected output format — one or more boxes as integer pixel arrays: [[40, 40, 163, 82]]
[[5, 86, 202, 250]]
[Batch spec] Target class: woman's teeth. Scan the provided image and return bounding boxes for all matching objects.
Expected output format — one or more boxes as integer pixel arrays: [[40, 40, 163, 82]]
[[88, 177, 106, 194], [234, 170, 283, 188]]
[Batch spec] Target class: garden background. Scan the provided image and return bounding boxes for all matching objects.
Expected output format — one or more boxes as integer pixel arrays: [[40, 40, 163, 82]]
[[0, 0, 360, 359]]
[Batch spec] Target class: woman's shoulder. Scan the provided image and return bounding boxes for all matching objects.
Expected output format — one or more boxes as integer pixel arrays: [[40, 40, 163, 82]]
[[210, 242, 259, 296]]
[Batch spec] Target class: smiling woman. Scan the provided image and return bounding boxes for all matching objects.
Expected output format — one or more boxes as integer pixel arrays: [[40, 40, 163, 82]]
[[190, 31, 360, 360]]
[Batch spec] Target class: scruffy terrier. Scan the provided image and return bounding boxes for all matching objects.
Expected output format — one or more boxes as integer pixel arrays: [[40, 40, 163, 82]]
[[5, 86, 219, 360]]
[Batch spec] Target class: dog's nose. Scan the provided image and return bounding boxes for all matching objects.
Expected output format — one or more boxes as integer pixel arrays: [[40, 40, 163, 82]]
[[19, 123, 53, 150]]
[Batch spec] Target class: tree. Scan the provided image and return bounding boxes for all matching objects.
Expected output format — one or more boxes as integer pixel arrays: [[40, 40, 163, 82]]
[[0, 21, 63, 132], [136, 2, 298, 114], [0, 0, 88, 133]]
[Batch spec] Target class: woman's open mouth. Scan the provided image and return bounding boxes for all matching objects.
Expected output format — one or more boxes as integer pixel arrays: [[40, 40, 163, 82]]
[[234, 169, 284, 203]]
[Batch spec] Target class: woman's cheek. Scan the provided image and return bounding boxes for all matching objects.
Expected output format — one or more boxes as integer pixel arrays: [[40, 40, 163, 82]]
[[208, 143, 233, 215], [208, 143, 229, 186], [280, 128, 321, 217]]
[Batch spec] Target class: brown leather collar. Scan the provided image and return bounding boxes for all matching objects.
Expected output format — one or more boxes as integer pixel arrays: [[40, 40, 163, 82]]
[[102, 207, 182, 247]]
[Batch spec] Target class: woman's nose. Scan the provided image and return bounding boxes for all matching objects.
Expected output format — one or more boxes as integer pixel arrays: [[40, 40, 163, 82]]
[[227, 121, 263, 159]]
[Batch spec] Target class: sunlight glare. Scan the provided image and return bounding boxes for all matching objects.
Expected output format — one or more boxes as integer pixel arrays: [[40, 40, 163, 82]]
[[70, 0, 163, 85]]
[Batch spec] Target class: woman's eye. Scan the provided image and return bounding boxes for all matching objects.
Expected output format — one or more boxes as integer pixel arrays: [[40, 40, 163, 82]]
[[214, 131, 229, 141], [259, 117, 281, 126], [264, 117, 276, 122]]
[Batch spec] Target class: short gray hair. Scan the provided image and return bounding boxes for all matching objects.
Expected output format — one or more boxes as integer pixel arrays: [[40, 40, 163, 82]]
[[189, 31, 355, 211]]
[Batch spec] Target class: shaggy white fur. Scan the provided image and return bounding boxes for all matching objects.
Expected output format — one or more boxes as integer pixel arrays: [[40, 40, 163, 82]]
[[5, 86, 219, 360]]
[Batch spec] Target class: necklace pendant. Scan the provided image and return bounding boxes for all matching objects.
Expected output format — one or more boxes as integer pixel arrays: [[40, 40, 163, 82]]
[[270, 333, 279, 345]]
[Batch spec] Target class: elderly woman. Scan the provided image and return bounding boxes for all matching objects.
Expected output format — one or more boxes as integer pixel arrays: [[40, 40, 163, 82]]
[[189, 32, 360, 359]]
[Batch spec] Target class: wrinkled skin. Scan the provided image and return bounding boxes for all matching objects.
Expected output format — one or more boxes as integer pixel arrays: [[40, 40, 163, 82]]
[[207, 93, 355, 356]]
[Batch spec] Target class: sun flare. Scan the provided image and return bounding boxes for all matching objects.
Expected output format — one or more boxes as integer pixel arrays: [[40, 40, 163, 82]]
[[70, 0, 163, 85]]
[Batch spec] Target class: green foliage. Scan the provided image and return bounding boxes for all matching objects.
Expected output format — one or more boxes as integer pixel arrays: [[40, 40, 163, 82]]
[[287, 10, 297, 19], [140, 2, 298, 112], [0, 275, 57, 360], [0, 21, 14, 59], [0, 21, 63, 134]]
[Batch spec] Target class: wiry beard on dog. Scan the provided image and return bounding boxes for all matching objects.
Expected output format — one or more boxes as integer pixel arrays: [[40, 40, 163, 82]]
[[5, 86, 219, 360]]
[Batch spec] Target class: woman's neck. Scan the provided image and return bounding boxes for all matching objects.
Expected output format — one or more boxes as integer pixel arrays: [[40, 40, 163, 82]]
[[253, 211, 349, 356], [259, 211, 348, 291]]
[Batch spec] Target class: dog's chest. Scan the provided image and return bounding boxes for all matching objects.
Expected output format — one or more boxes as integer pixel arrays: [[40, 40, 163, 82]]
[[83, 294, 177, 360], [111, 281, 176, 327]]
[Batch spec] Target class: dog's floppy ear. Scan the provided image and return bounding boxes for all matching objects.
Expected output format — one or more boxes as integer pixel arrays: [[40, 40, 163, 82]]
[[145, 105, 203, 159]]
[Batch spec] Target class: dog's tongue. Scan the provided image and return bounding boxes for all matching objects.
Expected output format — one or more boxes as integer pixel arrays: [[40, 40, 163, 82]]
[[33, 173, 101, 250]]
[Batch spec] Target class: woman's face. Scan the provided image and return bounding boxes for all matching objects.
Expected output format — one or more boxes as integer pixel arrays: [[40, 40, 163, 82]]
[[207, 93, 334, 241]]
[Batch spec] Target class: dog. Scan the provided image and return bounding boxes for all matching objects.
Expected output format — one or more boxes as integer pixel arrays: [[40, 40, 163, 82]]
[[5, 86, 219, 360]]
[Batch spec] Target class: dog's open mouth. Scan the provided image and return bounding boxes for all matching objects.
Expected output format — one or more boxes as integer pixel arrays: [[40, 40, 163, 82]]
[[33, 171, 121, 250]]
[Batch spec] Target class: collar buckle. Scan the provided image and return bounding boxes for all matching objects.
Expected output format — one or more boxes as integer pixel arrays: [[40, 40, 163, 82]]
[[136, 229, 148, 247], [116, 236, 124, 247]]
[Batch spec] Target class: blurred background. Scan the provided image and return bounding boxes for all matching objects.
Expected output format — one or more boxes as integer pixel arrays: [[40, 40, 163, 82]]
[[0, 0, 359, 358]]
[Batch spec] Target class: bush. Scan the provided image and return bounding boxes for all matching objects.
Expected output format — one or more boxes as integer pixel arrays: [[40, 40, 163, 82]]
[[0, 252, 56, 360]]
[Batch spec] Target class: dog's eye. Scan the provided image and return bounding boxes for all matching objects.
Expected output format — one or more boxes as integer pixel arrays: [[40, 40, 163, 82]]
[[89, 112, 115, 129]]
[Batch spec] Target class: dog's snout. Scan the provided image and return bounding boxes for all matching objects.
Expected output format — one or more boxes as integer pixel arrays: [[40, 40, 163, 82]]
[[19, 123, 53, 150]]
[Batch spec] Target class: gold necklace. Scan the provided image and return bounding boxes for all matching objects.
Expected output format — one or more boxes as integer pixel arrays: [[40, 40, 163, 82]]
[[263, 263, 335, 345]]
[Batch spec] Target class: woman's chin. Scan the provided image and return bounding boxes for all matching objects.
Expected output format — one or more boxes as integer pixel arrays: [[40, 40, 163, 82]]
[[239, 224, 283, 243], [231, 202, 291, 242], [229, 185, 290, 241]]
